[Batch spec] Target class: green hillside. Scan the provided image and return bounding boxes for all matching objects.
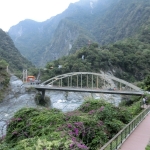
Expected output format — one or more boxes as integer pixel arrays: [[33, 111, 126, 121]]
[[0, 59, 9, 101], [91, 0, 150, 44], [0, 29, 34, 72], [40, 24, 150, 83]]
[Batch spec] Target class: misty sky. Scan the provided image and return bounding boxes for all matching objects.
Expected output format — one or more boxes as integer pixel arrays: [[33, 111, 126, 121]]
[[0, 0, 79, 32]]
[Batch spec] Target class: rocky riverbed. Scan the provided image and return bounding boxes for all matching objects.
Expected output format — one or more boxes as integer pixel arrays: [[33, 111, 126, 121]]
[[0, 75, 122, 137]]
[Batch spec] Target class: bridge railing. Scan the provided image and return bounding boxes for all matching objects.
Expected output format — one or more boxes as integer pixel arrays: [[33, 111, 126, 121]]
[[100, 106, 150, 150], [41, 72, 142, 92]]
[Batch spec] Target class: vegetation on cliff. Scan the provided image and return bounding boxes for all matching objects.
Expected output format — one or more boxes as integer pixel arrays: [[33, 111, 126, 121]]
[[0, 29, 34, 72], [0, 59, 9, 101], [40, 31, 150, 84]]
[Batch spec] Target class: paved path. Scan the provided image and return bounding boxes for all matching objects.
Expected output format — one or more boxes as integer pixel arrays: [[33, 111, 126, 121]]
[[120, 106, 150, 150]]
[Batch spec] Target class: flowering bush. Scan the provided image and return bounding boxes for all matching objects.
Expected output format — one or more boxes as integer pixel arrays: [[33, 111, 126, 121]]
[[1, 99, 137, 149]]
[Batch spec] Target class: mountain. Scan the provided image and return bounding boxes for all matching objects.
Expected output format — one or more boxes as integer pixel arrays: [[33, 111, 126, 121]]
[[40, 30, 150, 83], [8, 0, 150, 67], [0, 29, 33, 72]]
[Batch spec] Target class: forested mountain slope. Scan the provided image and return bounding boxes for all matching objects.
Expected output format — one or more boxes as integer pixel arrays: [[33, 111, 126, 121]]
[[0, 29, 33, 72], [90, 0, 150, 44], [41, 23, 150, 83], [0, 59, 9, 101], [8, 0, 150, 67]]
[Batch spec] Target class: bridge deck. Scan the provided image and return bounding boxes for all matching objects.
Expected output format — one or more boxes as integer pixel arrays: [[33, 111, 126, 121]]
[[31, 85, 144, 95], [120, 105, 150, 150]]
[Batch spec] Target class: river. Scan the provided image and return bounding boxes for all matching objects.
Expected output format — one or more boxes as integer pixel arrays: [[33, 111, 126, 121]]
[[0, 75, 121, 137]]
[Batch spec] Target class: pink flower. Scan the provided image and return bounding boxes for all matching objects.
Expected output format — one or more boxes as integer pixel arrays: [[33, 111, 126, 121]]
[[67, 123, 72, 128], [74, 128, 79, 136], [99, 106, 105, 112], [17, 118, 22, 121], [88, 110, 95, 115]]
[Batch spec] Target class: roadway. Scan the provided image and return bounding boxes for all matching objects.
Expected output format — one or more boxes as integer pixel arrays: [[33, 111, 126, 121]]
[[24, 84, 144, 96]]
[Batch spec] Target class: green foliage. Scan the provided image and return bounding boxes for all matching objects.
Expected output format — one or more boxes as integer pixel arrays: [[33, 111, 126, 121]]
[[0, 59, 8, 69], [146, 145, 150, 150], [0, 98, 141, 149], [40, 36, 150, 83], [0, 135, 72, 150], [78, 99, 108, 113], [0, 29, 34, 73], [119, 96, 141, 106], [128, 101, 141, 116], [143, 75, 150, 91], [5, 108, 64, 146], [79, 100, 131, 138], [0, 59, 9, 101], [119, 96, 142, 117]]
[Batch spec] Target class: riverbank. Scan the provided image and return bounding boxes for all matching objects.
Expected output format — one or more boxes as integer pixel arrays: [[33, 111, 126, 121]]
[[0, 75, 122, 137]]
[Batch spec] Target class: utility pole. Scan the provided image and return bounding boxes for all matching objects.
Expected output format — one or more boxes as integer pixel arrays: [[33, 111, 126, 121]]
[[23, 69, 27, 82], [37, 69, 41, 80]]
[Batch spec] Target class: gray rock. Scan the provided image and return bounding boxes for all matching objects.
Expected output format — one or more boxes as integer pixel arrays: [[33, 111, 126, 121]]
[[0, 75, 122, 137]]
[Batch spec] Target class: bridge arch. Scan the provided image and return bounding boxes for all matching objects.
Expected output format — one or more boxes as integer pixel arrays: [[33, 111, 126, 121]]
[[41, 72, 142, 92]]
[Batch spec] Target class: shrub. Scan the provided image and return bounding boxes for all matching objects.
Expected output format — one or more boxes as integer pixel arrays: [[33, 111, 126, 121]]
[[1, 99, 140, 149], [146, 145, 150, 150], [78, 98, 108, 113], [5, 108, 65, 145]]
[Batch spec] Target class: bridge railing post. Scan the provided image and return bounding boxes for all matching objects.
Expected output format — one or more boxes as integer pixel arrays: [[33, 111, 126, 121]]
[[81, 74, 82, 88], [92, 74, 93, 89], [97, 76, 98, 89], [86, 74, 88, 88], [68, 77, 69, 87]]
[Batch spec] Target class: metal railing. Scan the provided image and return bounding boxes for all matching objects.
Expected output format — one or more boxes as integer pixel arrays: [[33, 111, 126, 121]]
[[100, 106, 150, 150]]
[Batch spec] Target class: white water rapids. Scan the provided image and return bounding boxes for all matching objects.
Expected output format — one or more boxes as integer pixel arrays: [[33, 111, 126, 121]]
[[0, 75, 121, 137]]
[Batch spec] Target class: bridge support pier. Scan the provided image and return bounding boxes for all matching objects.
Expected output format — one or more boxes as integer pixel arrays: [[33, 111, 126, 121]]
[[37, 89, 46, 100], [35, 89, 51, 107], [41, 89, 45, 100]]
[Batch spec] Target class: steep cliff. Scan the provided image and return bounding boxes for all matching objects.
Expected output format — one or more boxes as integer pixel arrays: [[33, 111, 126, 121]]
[[0, 29, 33, 71], [8, 0, 150, 67]]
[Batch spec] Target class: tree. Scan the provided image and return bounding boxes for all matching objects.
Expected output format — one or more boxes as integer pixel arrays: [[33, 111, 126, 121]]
[[144, 75, 150, 91], [0, 59, 8, 70]]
